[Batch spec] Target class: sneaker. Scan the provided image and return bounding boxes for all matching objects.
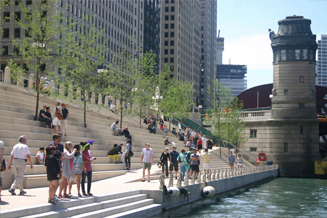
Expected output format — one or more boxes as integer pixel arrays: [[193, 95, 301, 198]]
[[8, 189, 16, 195], [175, 177, 177, 180], [54, 196, 61, 201], [87, 193, 93, 196], [78, 193, 82, 197], [19, 191, 27, 195], [82, 193, 87, 197]]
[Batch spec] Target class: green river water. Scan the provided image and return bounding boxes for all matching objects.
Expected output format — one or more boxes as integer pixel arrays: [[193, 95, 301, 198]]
[[178, 178, 327, 218]]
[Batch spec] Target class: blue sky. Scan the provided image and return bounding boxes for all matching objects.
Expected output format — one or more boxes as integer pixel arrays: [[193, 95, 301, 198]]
[[217, 0, 327, 88]]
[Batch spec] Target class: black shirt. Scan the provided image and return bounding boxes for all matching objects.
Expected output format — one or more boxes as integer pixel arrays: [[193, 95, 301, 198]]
[[160, 152, 170, 163], [46, 155, 61, 181], [39, 109, 46, 119], [62, 108, 69, 119]]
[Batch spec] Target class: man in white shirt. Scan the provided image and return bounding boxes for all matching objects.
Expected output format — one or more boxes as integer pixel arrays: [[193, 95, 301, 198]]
[[141, 143, 154, 182], [111, 120, 122, 136], [7, 135, 33, 195], [201, 135, 207, 151]]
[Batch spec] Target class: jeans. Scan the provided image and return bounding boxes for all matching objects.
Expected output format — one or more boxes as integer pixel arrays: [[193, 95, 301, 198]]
[[152, 127, 156, 134], [125, 156, 131, 168], [162, 161, 168, 177], [180, 165, 186, 181], [81, 171, 92, 194]]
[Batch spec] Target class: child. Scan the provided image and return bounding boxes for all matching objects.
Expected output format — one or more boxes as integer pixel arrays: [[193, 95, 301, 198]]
[[36, 147, 45, 165], [68, 144, 86, 197]]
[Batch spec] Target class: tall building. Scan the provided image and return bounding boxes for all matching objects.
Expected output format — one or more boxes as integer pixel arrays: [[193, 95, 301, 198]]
[[143, 0, 161, 73], [216, 37, 224, 64], [0, 0, 144, 75], [160, 0, 201, 98], [199, 0, 217, 109], [216, 64, 247, 98], [316, 34, 327, 87]]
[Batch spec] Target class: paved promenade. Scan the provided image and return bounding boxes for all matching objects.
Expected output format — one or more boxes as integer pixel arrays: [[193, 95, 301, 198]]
[[0, 165, 163, 212]]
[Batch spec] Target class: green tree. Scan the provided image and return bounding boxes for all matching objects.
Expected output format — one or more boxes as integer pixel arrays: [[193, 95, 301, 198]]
[[161, 79, 194, 130], [131, 52, 157, 125], [0, 0, 11, 35], [7, 0, 64, 120], [59, 15, 108, 128]]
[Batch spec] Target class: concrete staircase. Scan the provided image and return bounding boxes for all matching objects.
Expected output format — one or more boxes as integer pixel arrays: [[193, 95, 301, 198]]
[[0, 191, 162, 218], [0, 84, 185, 189]]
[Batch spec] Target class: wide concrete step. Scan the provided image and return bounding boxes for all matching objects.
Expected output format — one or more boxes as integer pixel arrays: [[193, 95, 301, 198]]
[[104, 204, 162, 218]]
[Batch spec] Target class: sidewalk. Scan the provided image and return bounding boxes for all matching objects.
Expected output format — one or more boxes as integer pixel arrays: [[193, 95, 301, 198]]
[[0, 165, 165, 212]]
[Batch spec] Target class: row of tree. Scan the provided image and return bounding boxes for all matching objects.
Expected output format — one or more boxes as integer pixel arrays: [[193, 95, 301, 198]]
[[4, 0, 194, 129]]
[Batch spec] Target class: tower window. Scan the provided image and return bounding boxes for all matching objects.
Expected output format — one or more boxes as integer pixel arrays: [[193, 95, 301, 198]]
[[250, 129, 257, 138], [299, 76, 304, 83], [284, 143, 288, 153], [300, 125, 304, 134], [299, 103, 305, 108], [284, 89, 288, 96], [295, 49, 301, 60]]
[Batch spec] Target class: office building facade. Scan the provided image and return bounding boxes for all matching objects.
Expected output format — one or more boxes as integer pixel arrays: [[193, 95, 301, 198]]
[[316, 34, 327, 87], [216, 37, 224, 65]]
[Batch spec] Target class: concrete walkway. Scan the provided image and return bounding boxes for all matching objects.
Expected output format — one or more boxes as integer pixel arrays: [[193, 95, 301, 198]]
[[0, 165, 165, 212]]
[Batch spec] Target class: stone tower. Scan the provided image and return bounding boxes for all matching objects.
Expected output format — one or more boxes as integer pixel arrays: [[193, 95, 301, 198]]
[[269, 16, 320, 177]]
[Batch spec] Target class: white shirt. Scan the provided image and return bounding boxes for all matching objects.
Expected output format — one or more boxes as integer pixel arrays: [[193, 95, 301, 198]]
[[202, 137, 207, 149], [10, 142, 30, 159], [110, 103, 116, 110], [111, 122, 117, 131], [36, 151, 45, 160], [0, 140, 4, 149]]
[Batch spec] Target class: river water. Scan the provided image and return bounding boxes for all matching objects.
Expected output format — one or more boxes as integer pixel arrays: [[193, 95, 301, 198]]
[[178, 178, 327, 218]]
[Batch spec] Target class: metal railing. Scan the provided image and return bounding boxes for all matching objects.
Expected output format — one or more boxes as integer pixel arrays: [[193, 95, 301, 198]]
[[159, 165, 278, 189]]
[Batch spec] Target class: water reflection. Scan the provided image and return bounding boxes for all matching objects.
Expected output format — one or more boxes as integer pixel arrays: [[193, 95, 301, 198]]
[[179, 178, 327, 218]]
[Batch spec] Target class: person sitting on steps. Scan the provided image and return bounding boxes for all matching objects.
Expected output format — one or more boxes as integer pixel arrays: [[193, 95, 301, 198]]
[[111, 120, 122, 136], [39, 105, 52, 128]]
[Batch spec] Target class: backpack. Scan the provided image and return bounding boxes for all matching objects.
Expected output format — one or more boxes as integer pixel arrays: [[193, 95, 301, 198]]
[[0, 159, 6, 171]]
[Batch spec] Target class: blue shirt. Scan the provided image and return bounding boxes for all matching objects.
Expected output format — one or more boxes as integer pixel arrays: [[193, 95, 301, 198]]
[[62, 108, 69, 119], [169, 150, 179, 163], [229, 154, 235, 163], [48, 142, 64, 160]]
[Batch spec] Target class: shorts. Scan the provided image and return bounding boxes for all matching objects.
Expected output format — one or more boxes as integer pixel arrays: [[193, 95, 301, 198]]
[[143, 162, 152, 170], [229, 162, 234, 166], [203, 162, 210, 170], [198, 144, 202, 150], [237, 162, 243, 166], [191, 165, 199, 172], [169, 162, 178, 171], [53, 117, 61, 126]]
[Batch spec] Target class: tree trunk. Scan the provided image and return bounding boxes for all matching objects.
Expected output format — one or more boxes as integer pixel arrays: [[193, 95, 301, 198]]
[[139, 106, 142, 125], [120, 98, 123, 129], [84, 91, 87, 128], [34, 58, 40, 121]]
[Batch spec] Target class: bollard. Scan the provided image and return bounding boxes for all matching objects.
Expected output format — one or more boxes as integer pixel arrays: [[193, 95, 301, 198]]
[[104, 95, 109, 106], [202, 171, 207, 183], [190, 174, 196, 185], [184, 172, 189, 186], [196, 172, 201, 183], [68, 84, 73, 99], [4, 67, 11, 84], [98, 94, 102, 106], [28, 74, 34, 88], [216, 170, 219, 180], [159, 174, 165, 190], [176, 172, 182, 187], [85, 90, 89, 102], [225, 169, 228, 179], [168, 174, 174, 187], [59, 83, 65, 96], [207, 170, 211, 182]]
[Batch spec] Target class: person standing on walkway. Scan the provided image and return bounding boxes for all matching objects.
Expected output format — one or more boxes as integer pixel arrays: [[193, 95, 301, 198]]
[[229, 151, 236, 170], [7, 135, 33, 195], [81, 141, 96, 196], [177, 149, 188, 181], [0, 140, 4, 201], [53, 102, 62, 134], [160, 148, 169, 178], [61, 103, 69, 136], [201, 135, 207, 152], [190, 148, 200, 179], [169, 145, 179, 179], [202, 148, 211, 175], [125, 139, 132, 170], [237, 154, 243, 168], [117, 143, 124, 163], [68, 144, 86, 198], [141, 143, 154, 182], [45, 145, 61, 205]]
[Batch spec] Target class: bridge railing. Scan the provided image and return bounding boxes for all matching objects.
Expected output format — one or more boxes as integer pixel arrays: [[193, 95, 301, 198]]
[[160, 165, 278, 189]]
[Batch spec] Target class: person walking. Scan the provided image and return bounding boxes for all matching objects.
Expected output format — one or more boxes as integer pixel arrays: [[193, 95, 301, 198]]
[[81, 141, 96, 196], [237, 154, 243, 168], [228, 151, 236, 170], [0, 140, 4, 201], [160, 148, 170, 178], [141, 143, 154, 182], [202, 148, 211, 175], [45, 145, 61, 205], [61, 103, 69, 136], [169, 145, 179, 179], [177, 149, 188, 181], [125, 139, 132, 170], [7, 135, 33, 195], [256, 155, 261, 167]]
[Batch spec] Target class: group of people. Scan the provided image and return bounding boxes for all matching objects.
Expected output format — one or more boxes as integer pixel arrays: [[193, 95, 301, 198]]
[[144, 115, 158, 134], [159, 145, 211, 181], [110, 120, 132, 140], [5, 134, 96, 205], [228, 151, 244, 169], [39, 102, 69, 136]]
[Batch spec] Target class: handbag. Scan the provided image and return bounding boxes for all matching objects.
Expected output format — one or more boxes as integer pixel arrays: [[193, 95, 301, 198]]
[[0, 159, 6, 172], [128, 150, 134, 157], [157, 162, 162, 168]]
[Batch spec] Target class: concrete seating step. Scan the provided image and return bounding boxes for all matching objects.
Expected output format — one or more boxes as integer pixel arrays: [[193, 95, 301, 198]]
[[104, 204, 162, 218], [21, 194, 148, 218], [71, 199, 154, 218]]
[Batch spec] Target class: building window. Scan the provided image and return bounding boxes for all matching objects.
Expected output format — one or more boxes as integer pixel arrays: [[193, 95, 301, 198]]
[[15, 0, 20, 6], [2, 46, 9, 55], [4, 12, 10, 22], [15, 12, 21, 22], [295, 49, 301, 60], [300, 125, 304, 134], [14, 28, 21, 38], [170, 32, 174, 37], [170, 49, 174, 54], [164, 41, 168, 46], [164, 49, 168, 55], [165, 15, 169, 20], [26, 0, 32, 5], [170, 57, 174, 63], [170, 41, 174, 46], [171, 15, 174, 20], [164, 58, 168, 63], [302, 49, 308, 59], [171, 6, 175, 12], [250, 147, 257, 152], [170, 23, 174, 29], [281, 49, 286, 61], [165, 7, 169, 12], [3, 28, 9, 38], [165, 24, 168, 29], [299, 76, 304, 83], [284, 89, 288, 96], [14, 46, 19, 55], [284, 143, 288, 153], [165, 32, 168, 37], [299, 103, 305, 108], [250, 129, 257, 138]]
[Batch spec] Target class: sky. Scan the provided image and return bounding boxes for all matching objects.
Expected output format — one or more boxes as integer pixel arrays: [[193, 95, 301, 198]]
[[217, 0, 327, 89]]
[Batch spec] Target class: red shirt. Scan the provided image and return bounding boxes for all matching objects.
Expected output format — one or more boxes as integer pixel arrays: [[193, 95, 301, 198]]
[[82, 150, 92, 171], [197, 139, 202, 145]]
